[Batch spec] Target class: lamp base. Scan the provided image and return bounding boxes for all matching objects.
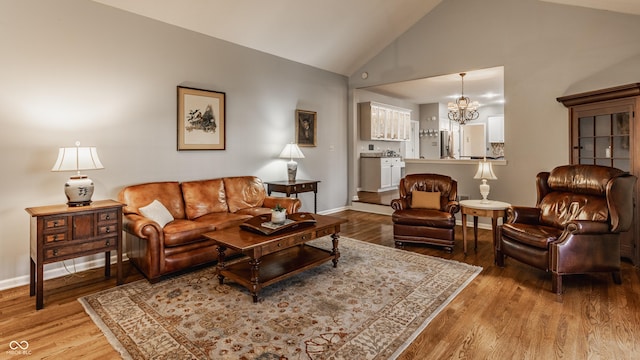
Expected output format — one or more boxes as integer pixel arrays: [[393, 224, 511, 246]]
[[65, 175, 94, 207], [287, 160, 298, 182], [479, 179, 491, 203]]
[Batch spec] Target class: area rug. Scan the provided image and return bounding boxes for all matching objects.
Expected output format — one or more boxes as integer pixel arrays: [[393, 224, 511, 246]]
[[79, 237, 482, 360]]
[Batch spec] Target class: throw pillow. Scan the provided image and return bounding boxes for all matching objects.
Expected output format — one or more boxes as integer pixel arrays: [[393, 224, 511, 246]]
[[139, 200, 174, 228], [411, 191, 441, 209]]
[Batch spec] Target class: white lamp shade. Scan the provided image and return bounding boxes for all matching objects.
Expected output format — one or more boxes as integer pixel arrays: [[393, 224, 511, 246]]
[[473, 160, 497, 180], [52, 146, 104, 173], [279, 143, 305, 160]]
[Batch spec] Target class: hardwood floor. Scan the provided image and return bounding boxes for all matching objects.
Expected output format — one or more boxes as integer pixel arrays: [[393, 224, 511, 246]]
[[1, 210, 639, 359]]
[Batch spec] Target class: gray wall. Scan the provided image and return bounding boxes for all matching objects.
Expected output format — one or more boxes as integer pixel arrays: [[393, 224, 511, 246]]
[[0, 0, 348, 287], [348, 0, 640, 210]]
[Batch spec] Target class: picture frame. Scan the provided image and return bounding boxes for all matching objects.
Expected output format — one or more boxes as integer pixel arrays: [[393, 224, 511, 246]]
[[295, 109, 317, 147], [177, 86, 226, 150]]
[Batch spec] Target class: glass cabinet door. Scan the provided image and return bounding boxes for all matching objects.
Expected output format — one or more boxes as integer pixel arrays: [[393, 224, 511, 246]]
[[572, 101, 633, 172]]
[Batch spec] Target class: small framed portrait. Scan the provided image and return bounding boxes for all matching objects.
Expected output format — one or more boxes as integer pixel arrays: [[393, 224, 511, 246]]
[[295, 109, 317, 147], [177, 86, 226, 150]]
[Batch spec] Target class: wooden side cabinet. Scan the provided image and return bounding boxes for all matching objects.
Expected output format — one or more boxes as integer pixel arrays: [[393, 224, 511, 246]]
[[558, 83, 640, 265], [25, 199, 124, 309]]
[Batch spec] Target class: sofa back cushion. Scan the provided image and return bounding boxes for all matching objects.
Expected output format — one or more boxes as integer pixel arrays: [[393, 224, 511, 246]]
[[118, 181, 186, 220], [223, 176, 266, 213], [181, 179, 229, 219]]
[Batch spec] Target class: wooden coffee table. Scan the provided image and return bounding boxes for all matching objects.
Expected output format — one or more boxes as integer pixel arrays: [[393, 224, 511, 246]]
[[204, 213, 347, 302]]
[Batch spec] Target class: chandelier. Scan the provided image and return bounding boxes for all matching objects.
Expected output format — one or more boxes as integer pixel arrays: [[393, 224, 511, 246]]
[[447, 73, 479, 125]]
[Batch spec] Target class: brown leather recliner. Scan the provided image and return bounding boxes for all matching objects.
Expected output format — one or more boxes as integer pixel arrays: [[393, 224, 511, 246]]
[[391, 174, 460, 252], [496, 164, 636, 294]]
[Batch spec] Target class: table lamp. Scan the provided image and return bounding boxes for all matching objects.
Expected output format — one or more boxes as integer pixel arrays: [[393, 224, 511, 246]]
[[474, 158, 497, 203], [279, 143, 305, 181], [51, 141, 104, 206]]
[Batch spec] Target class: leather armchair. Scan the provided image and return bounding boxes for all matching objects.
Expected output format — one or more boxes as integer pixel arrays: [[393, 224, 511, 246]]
[[496, 164, 636, 294], [391, 174, 460, 252]]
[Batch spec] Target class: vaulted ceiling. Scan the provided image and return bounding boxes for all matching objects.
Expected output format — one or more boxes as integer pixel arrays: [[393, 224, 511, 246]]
[[93, 0, 640, 77], [91, 1, 639, 106]]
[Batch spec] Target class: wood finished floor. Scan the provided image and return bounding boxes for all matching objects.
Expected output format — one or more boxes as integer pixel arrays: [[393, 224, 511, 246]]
[[1, 209, 639, 359]]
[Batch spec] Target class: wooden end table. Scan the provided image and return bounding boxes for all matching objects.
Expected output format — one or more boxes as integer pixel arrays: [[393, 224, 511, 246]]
[[265, 180, 319, 213], [25, 199, 124, 310], [460, 199, 511, 260], [204, 213, 346, 302]]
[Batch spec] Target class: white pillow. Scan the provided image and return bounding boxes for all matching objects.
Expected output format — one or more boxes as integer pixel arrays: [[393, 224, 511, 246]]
[[139, 200, 174, 228]]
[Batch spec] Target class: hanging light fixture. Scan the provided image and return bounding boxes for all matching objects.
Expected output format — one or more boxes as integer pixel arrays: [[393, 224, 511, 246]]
[[448, 73, 480, 125]]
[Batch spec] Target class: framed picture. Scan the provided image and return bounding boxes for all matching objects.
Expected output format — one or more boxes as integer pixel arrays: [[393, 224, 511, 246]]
[[177, 86, 226, 150], [295, 109, 317, 147]]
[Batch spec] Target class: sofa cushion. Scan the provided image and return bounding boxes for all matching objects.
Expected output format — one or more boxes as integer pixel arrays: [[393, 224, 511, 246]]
[[181, 179, 229, 219], [223, 176, 266, 213], [119, 181, 186, 220], [163, 219, 217, 247], [139, 200, 174, 228], [194, 212, 252, 230]]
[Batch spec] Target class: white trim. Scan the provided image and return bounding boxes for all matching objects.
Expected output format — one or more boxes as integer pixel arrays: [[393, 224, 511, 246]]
[[0, 254, 128, 291]]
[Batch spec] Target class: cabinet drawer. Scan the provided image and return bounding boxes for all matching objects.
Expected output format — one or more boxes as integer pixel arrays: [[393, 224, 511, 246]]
[[44, 216, 67, 230], [45, 232, 66, 243], [465, 208, 490, 216], [316, 227, 337, 238], [45, 238, 116, 260], [98, 211, 118, 223], [261, 234, 313, 254], [98, 224, 117, 235], [292, 183, 316, 192]]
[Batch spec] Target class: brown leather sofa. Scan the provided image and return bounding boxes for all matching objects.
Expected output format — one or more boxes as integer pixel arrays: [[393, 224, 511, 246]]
[[496, 165, 636, 294], [118, 176, 301, 282], [390, 174, 460, 252]]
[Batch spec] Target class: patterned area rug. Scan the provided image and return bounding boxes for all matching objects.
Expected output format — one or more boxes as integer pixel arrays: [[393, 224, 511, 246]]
[[79, 237, 482, 359]]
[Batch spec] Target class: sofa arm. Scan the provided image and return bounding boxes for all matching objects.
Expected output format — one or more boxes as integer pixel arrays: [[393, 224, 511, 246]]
[[122, 213, 164, 239], [263, 196, 302, 214], [507, 206, 541, 225]]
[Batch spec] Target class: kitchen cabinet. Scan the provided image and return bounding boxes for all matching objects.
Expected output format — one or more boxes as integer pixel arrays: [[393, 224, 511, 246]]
[[359, 102, 412, 141], [360, 157, 404, 192], [558, 83, 640, 265], [488, 115, 504, 143]]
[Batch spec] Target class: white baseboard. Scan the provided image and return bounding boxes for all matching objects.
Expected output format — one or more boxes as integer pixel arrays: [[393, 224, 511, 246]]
[[0, 254, 129, 292]]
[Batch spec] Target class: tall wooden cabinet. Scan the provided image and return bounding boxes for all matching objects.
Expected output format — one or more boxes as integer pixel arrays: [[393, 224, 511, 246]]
[[558, 83, 640, 265]]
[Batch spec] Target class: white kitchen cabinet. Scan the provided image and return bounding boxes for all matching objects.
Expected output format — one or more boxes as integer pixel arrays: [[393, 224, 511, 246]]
[[360, 157, 405, 192], [488, 115, 504, 143], [359, 102, 412, 141]]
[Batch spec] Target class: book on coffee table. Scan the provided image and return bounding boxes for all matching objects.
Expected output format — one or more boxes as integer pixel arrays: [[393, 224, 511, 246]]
[[240, 212, 317, 235]]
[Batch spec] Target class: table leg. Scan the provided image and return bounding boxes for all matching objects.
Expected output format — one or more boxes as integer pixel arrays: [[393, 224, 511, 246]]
[[30, 258, 35, 296], [217, 246, 227, 285], [492, 216, 499, 264], [462, 212, 468, 255], [314, 190, 318, 213], [249, 257, 261, 303], [331, 233, 340, 267], [473, 216, 479, 251], [104, 252, 111, 278], [116, 240, 123, 286], [36, 261, 43, 310]]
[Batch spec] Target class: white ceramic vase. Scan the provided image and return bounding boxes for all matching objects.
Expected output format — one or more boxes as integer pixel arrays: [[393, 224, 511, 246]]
[[271, 209, 287, 224]]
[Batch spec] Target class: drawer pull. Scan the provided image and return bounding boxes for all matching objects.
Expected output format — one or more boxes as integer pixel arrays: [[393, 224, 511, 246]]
[[105, 228, 110, 233], [52, 234, 58, 241], [53, 249, 59, 256], [106, 240, 110, 246], [277, 243, 281, 247], [105, 214, 110, 220], [53, 221, 58, 226]]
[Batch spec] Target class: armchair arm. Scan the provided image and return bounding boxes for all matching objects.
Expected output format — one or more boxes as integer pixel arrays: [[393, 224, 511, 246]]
[[444, 200, 460, 214], [563, 220, 610, 235], [507, 206, 541, 224], [390, 198, 409, 211], [263, 196, 302, 214]]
